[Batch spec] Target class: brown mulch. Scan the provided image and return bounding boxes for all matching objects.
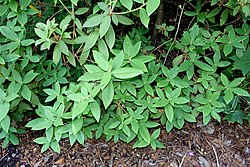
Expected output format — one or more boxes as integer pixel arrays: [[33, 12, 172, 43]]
[[1, 120, 250, 167]]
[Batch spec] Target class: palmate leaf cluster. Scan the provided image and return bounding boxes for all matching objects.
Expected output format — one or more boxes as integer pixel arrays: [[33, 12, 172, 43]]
[[0, 0, 250, 152]]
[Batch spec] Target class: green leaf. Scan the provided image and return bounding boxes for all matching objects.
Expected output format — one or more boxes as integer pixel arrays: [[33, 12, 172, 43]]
[[184, 11, 197, 16], [130, 59, 147, 72], [130, 42, 141, 58], [72, 101, 89, 119], [154, 99, 168, 107], [221, 73, 229, 87], [174, 97, 189, 104], [46, 127, 53, 143], [85, 29, 99, 51], [78, 72, 105, 81], [98, 39, 109, 59], [101, 72, 111, 89], [83, 15, 104, 27], [90, 101, 101, 122], [72, 117, 83, 135], [12, 70, 22, 83], [139, 126, 150, 143], [155, 140, 165, 149], [190, 24, 199, 40], [1, 116, 10, 132], [203, 115, 211, 125], [105, 25, 115, 49], [133, 140, 149, 148], [232, 41, 245, 49], [179, 60, 192, 72], [102, 82, 114, 109], [139, 8, 150, 28], [0, 26, 19, 41], [112, 51, 124, 69], [220, 9, 228, 26], [183, 113, 196, 122], [75, 7, 89, 15], [67, 52, 76, 67], [194, 60, 214, 72], [100, 16, 111, 38], [53, 44, 61, 64], [17, 11, 28, 26], [23, 70, 38, 84], [41, 143, 50, 153], [70, 0, 79, 6], [10, 133, 20, 145], [211, 110, 221, 122], [0, 5, 8, 17], [164, 104, 174, 123], [122, 125, 131, 137], [20, 0, 31, 9], [35, 28, 46, 39], [233, 47, 250, 75], [207, 7, 221, 18], [151, 128, 160, 140], [21, 85, 31, 101], [120, 0, 133, 11], [34, 137, 48, 144], [9, 1, 18, 12], [75, 131, 85, 145], [58, 40, 69, 55], [224, 89, 233, 104], [231, 88, 250, 96], [146, 0, 161, 16], [84, 65, 103, 73], [131, 120, 139, 134], [242, 5, 250, 17], [109, 121, 121, 129], [111, 15, 118, 25], [116, 15, 134, 25], [166, 121, 173, 132], [229, 78, 245, 88], [223, 43, 233, 56], [26, 118, 52, 130], [144, 84, 154, 96], [112, 67, 143, 79], [211, 0, 218, 5], [93, 50, 109, 71], [21, 39, 35, 46], [51, 141, 60, 153], [0, 102, 10, 122]]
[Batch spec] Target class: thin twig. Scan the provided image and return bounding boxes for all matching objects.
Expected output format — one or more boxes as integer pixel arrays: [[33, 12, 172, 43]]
[[112, 3, 146, 15], [209, 16, 241, 28], [162, 3, 185, 65], [212, 144, 220, 167], [72, 3, 76, 40], [179, 153, 187, 167], [58, 0, 71, 14], [48, 9, 63, 20]]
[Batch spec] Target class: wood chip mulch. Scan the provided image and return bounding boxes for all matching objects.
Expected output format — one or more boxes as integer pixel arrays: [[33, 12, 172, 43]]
[[1, 120, 250, 167]]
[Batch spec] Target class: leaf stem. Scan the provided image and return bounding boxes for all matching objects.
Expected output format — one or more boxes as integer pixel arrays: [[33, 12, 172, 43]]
[[58, 0, 71, 15], [109, 0, 118, 15], [112, 3, 147, 15]]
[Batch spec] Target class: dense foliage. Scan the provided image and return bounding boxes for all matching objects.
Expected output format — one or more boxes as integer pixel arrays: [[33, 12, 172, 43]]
[[0, 0, 250, 153]]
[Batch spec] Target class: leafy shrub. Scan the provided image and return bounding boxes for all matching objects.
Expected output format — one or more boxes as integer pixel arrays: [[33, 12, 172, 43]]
[[0, 0, 249, 152]]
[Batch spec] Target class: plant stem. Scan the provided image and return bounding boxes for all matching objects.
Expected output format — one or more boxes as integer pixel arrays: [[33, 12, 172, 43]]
[[112, 3, 146, 15], [163, 3, 185, 65], [109, 0, 118, 15], [58, 0, 71, 15]]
